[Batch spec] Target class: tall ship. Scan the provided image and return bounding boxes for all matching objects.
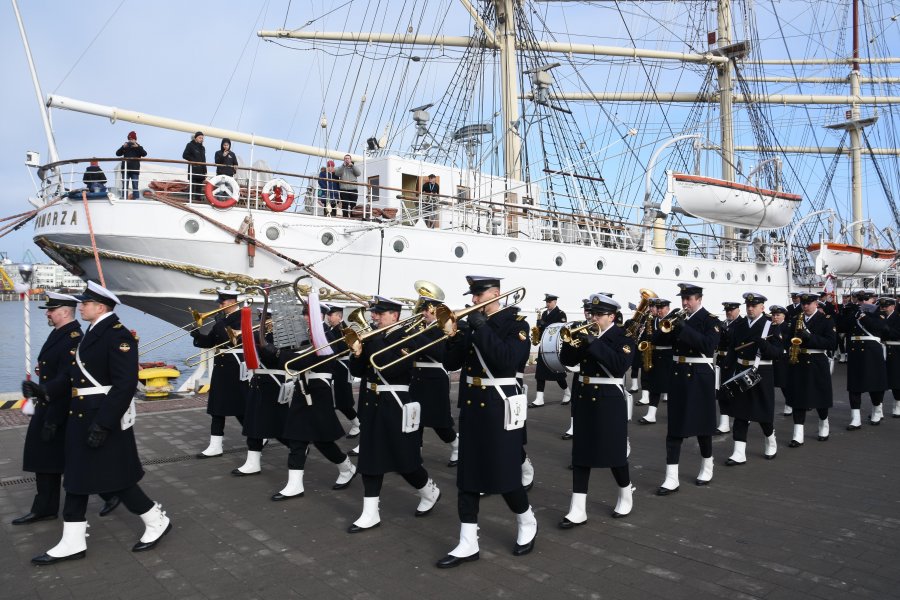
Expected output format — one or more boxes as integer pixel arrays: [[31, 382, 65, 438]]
[[12, 0, 900, 324]]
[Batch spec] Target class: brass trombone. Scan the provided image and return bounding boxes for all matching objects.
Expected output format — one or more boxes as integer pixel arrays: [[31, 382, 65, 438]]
[[139, 302, 250, 356], [281, 308, 371, 376], [182, 322, 271, 367], [369, 286, 526, 370]]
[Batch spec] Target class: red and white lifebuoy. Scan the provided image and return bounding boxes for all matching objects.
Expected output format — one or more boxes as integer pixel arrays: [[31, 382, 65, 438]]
[[204, 175, 240, 209], [262, 178, 295, 212]]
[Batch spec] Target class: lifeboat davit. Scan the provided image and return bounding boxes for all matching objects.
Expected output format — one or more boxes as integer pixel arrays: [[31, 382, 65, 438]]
[[669, 172, 802, 229], [807, 242, 897, 277]]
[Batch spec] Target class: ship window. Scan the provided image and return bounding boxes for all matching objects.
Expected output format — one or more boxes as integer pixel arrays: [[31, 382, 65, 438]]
[[710, 271, 717, 280], [654, 265, 662, 276], [321, 231, 335, 246], [741, 273, 746, 282], [393, 238, 407, 253], [767, 275, 772, 283], [184, 219, 199, 234], [674, 267, 681, 277], [726, 271, 732, 281], [554, 254, 565, 267], [632, 263, 640, 274], [265, 226, 280, 241], [754, 274, 759, 282], [693, 268, 700, 279], [456, 186, 471, 201], [454, 244, 466, 258], [596, 259, 605, 271], [508, 248, 519, 263]]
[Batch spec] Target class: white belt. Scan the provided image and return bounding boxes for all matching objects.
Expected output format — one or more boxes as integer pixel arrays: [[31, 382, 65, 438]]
[[466, 376, 519, 387], [800, 349, 828, 354], [654, 346, 672, 350], [580, 376, 625, 385], [884, 342, 900, 346], [73, 385, 112, 396], [672, 356, 714, 364], [223, 349, 243, 355], [254, 369, 285, 376], [414, 362, 445, 369], [306, 372, 332, 381], [851, 336, 881, 342], [516, 372, 524, 379], [368, 383, 409, 393], [739, 359, 771, 366]]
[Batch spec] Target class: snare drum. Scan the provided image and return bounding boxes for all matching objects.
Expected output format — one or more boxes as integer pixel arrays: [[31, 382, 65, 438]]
[[720, 367, 761, 400], [538, 322, 568, 374]]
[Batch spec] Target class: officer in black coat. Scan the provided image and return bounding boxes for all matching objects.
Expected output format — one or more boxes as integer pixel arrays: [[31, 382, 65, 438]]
[[29, 282, 171, 565], [191, 289, 249, 457], [656, 284, 721, 496], [324, 304, 360, 437], [715, 301, 743, 433], [15, 293, 82, 525], [437, 276, 536, 568], [881, 297, 900, 418], [530, 293, 570, 407], [638, 298, 675, 424], [560, 297, 593, 439], [845, 289, 888, 429], [182, 131, 207, 201], [723, 293, 784, 465], [409, 297, 459, 466], [346, 296, 440, 534], [786, 293, 838, 445], [557, 294, 636, 527]]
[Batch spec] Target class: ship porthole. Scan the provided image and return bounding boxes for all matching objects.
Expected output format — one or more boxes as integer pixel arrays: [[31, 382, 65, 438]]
[[555, 254, 565, 267], [632, 262, 640, 274], [454, 244, 466, 258], [654, 265, 662, 276], [726, 271, 733, 281], [265, 226, 280, 241], [674, 267, 681, 277], [508, 248, 520, 263], [392, 237, 407, 253], [184, 219, 200, 234], [754, 274, 759, 282], [767, 275, 772, 283], [596, 259, 605, 271], [693, 268, 700, 279], [710, 270, 717, 280], [321, 231, 335, 246], [741, 273, 746, 281]]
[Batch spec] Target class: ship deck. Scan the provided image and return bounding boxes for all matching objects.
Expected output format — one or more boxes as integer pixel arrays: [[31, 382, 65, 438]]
[[2, 365, 898, 599]]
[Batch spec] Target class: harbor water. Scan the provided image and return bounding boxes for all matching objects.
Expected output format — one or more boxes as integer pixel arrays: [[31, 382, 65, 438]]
[[0, 300, 197, 392]]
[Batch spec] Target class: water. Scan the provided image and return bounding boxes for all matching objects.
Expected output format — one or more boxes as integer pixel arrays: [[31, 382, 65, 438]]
[[0, 300, 197, 392]]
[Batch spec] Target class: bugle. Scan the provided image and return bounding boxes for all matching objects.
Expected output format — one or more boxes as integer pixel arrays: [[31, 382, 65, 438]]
[[659, 309, 688, 334], [559, 320, 601, 346], [369, 287, 526, 371]]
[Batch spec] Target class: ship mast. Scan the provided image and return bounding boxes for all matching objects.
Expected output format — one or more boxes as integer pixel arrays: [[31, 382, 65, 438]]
[[849, 0, 865, 246], [496, 0, 521, 183]]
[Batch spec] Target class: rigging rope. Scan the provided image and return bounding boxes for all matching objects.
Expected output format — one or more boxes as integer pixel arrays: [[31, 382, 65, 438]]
[[80, 191, 106, 287]]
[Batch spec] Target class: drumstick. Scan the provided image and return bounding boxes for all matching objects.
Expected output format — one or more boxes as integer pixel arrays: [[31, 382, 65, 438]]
[[733, 334, 776, 352]]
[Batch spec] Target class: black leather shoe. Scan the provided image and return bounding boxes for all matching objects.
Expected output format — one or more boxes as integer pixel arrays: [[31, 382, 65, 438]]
[[271, 491, 304, 501], [638, 418, 655, 425], [196, 452, 222, 459], [348, 448, 359, 457], [788, 440, 803, 448], [99, 496, 120, 517], [764, 453, 777, 460], [558, 517, 586, 529], [332, 471, 357, 490], [347, 522, 380, 534], [436, 552, 479, 568], [869, 419, 881, 426], [523, 482, 534, 492], [447, 459, 459, 467], [611, 510, 629, 519], [893, 414, 900, 419], [817, 435, 829, 442], [695, 478, 710, 487], [513, 531, 537, 556], [846, 424, 861, 431], [31, 550, 86, 565], [725, 458, 746, 466], [414, 490, 440, 517], [12, 512, 57, 525], [132, 522, 172, 552], [656, 486, 679, 496], [560, 432, 573, 440], [715, 428, 730, 436], [231, 469, 261, 477], [345, 431, 360, 439], [528, 402, 544, 408]]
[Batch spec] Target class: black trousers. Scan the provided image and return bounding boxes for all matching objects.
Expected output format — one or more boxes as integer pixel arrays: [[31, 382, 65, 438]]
[[536, 375, 567, 392], [572, 464, 630, 493], [31, 472, 62, 516], [361, 467, 428, 497], [849, 391, 884, 409], [339, 189, 357, 217], [338, 406, 357, 420], [732, 419, 774, 442], [287, 439, 346, 470], [648, 392, 661, 407], [63, 485, 153, 522], [210, 414, 244, 436], [793, 408, 829, 424], [458, 488, 529, 523], [665, 435, 712, 464], [420, 426, 457, 445]]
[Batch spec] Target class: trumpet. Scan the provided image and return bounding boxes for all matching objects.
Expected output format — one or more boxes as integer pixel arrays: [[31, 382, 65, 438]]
[[559, 320, 600, 347], [139, 302, 249, 356], [282, 308, 371, 376], [659, 310, 688, 334], [369, 287, 526, 370]]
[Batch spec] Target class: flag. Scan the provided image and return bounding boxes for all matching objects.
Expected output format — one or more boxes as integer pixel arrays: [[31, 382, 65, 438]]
[[307, 291, 334, 356]]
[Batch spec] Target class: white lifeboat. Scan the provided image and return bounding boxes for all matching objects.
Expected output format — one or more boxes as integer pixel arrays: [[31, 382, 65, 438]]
[[807, 242, 897, 277], [669, 172, 802, 229]]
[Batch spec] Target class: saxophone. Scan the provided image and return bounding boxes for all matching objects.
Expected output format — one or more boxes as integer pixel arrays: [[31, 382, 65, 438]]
[[638, 316, 654, 371], [788, 315, 805, 365], [530, 307, 542, 345]]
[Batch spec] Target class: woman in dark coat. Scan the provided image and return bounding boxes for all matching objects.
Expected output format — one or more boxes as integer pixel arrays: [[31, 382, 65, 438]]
[[214, 138, 239, 177], [558, 294, 636, 527]]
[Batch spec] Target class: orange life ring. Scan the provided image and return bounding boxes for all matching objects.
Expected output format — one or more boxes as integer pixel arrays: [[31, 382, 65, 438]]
[[204, 175, 240, 209], [262, 178, 294, 212]]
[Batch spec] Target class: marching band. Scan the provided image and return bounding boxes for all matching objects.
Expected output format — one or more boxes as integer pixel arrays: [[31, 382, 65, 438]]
[[14, 275, 900, 569]]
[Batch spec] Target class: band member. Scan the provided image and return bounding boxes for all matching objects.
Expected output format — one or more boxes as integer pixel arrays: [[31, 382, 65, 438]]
[[881, 297, 900, 418], [845, 289, 888, 429], [324, 304, 361, 438], [716, 301, 743, 433], [786, 293, 838, 446], [191, 289, 249, 458], [656, 284, 720, 496], [723, 293, 783, 464], [409, 296, 459, 466], [836, 292, 859, 364], [437, 276, 535, 568], [787, 292, 802, 320], [768, 305, 792, 416], [558, 294, 636, 527], [232, 309, 287, 476], [265, 307, 356, 500], [530, 293, 570, 407], [29, 282, 171, 565], [638, 298, 675, 424], [561, 298, 593, 439], [346, 296, 440, 533]]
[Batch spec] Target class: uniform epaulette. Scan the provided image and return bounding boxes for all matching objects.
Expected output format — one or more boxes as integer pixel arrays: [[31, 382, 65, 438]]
[[70, 331, 81, 338], [826, 315, 831, 319], [516, 315, 527, 321], [113, 323, 124, 329]]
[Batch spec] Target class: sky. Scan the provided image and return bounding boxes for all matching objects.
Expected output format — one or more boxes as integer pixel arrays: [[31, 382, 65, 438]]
[[2, 0, 898, 264]]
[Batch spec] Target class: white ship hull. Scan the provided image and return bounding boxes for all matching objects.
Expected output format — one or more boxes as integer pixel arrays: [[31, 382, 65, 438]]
[[33, 196, 790, 324]]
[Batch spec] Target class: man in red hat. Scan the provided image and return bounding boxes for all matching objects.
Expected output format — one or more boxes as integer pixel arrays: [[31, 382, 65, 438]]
[[115, 131, 147, 199]]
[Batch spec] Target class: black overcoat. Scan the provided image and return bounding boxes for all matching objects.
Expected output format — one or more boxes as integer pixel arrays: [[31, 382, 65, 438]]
[[410, 325, 454, 429], [325, 323, 356, 413], [668, 307, 721, 438], [271, 344, 346, 443], [846, 309, 888, 393], [241, 331, 289, 439], [882, 311, 900, 389], [786, 312, 837, 409], [724, 315, 784, 423], [193, 310, 249, 417]]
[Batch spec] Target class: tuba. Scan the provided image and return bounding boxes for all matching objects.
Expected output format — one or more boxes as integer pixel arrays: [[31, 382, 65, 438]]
[[625, 288, 658, 340]]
